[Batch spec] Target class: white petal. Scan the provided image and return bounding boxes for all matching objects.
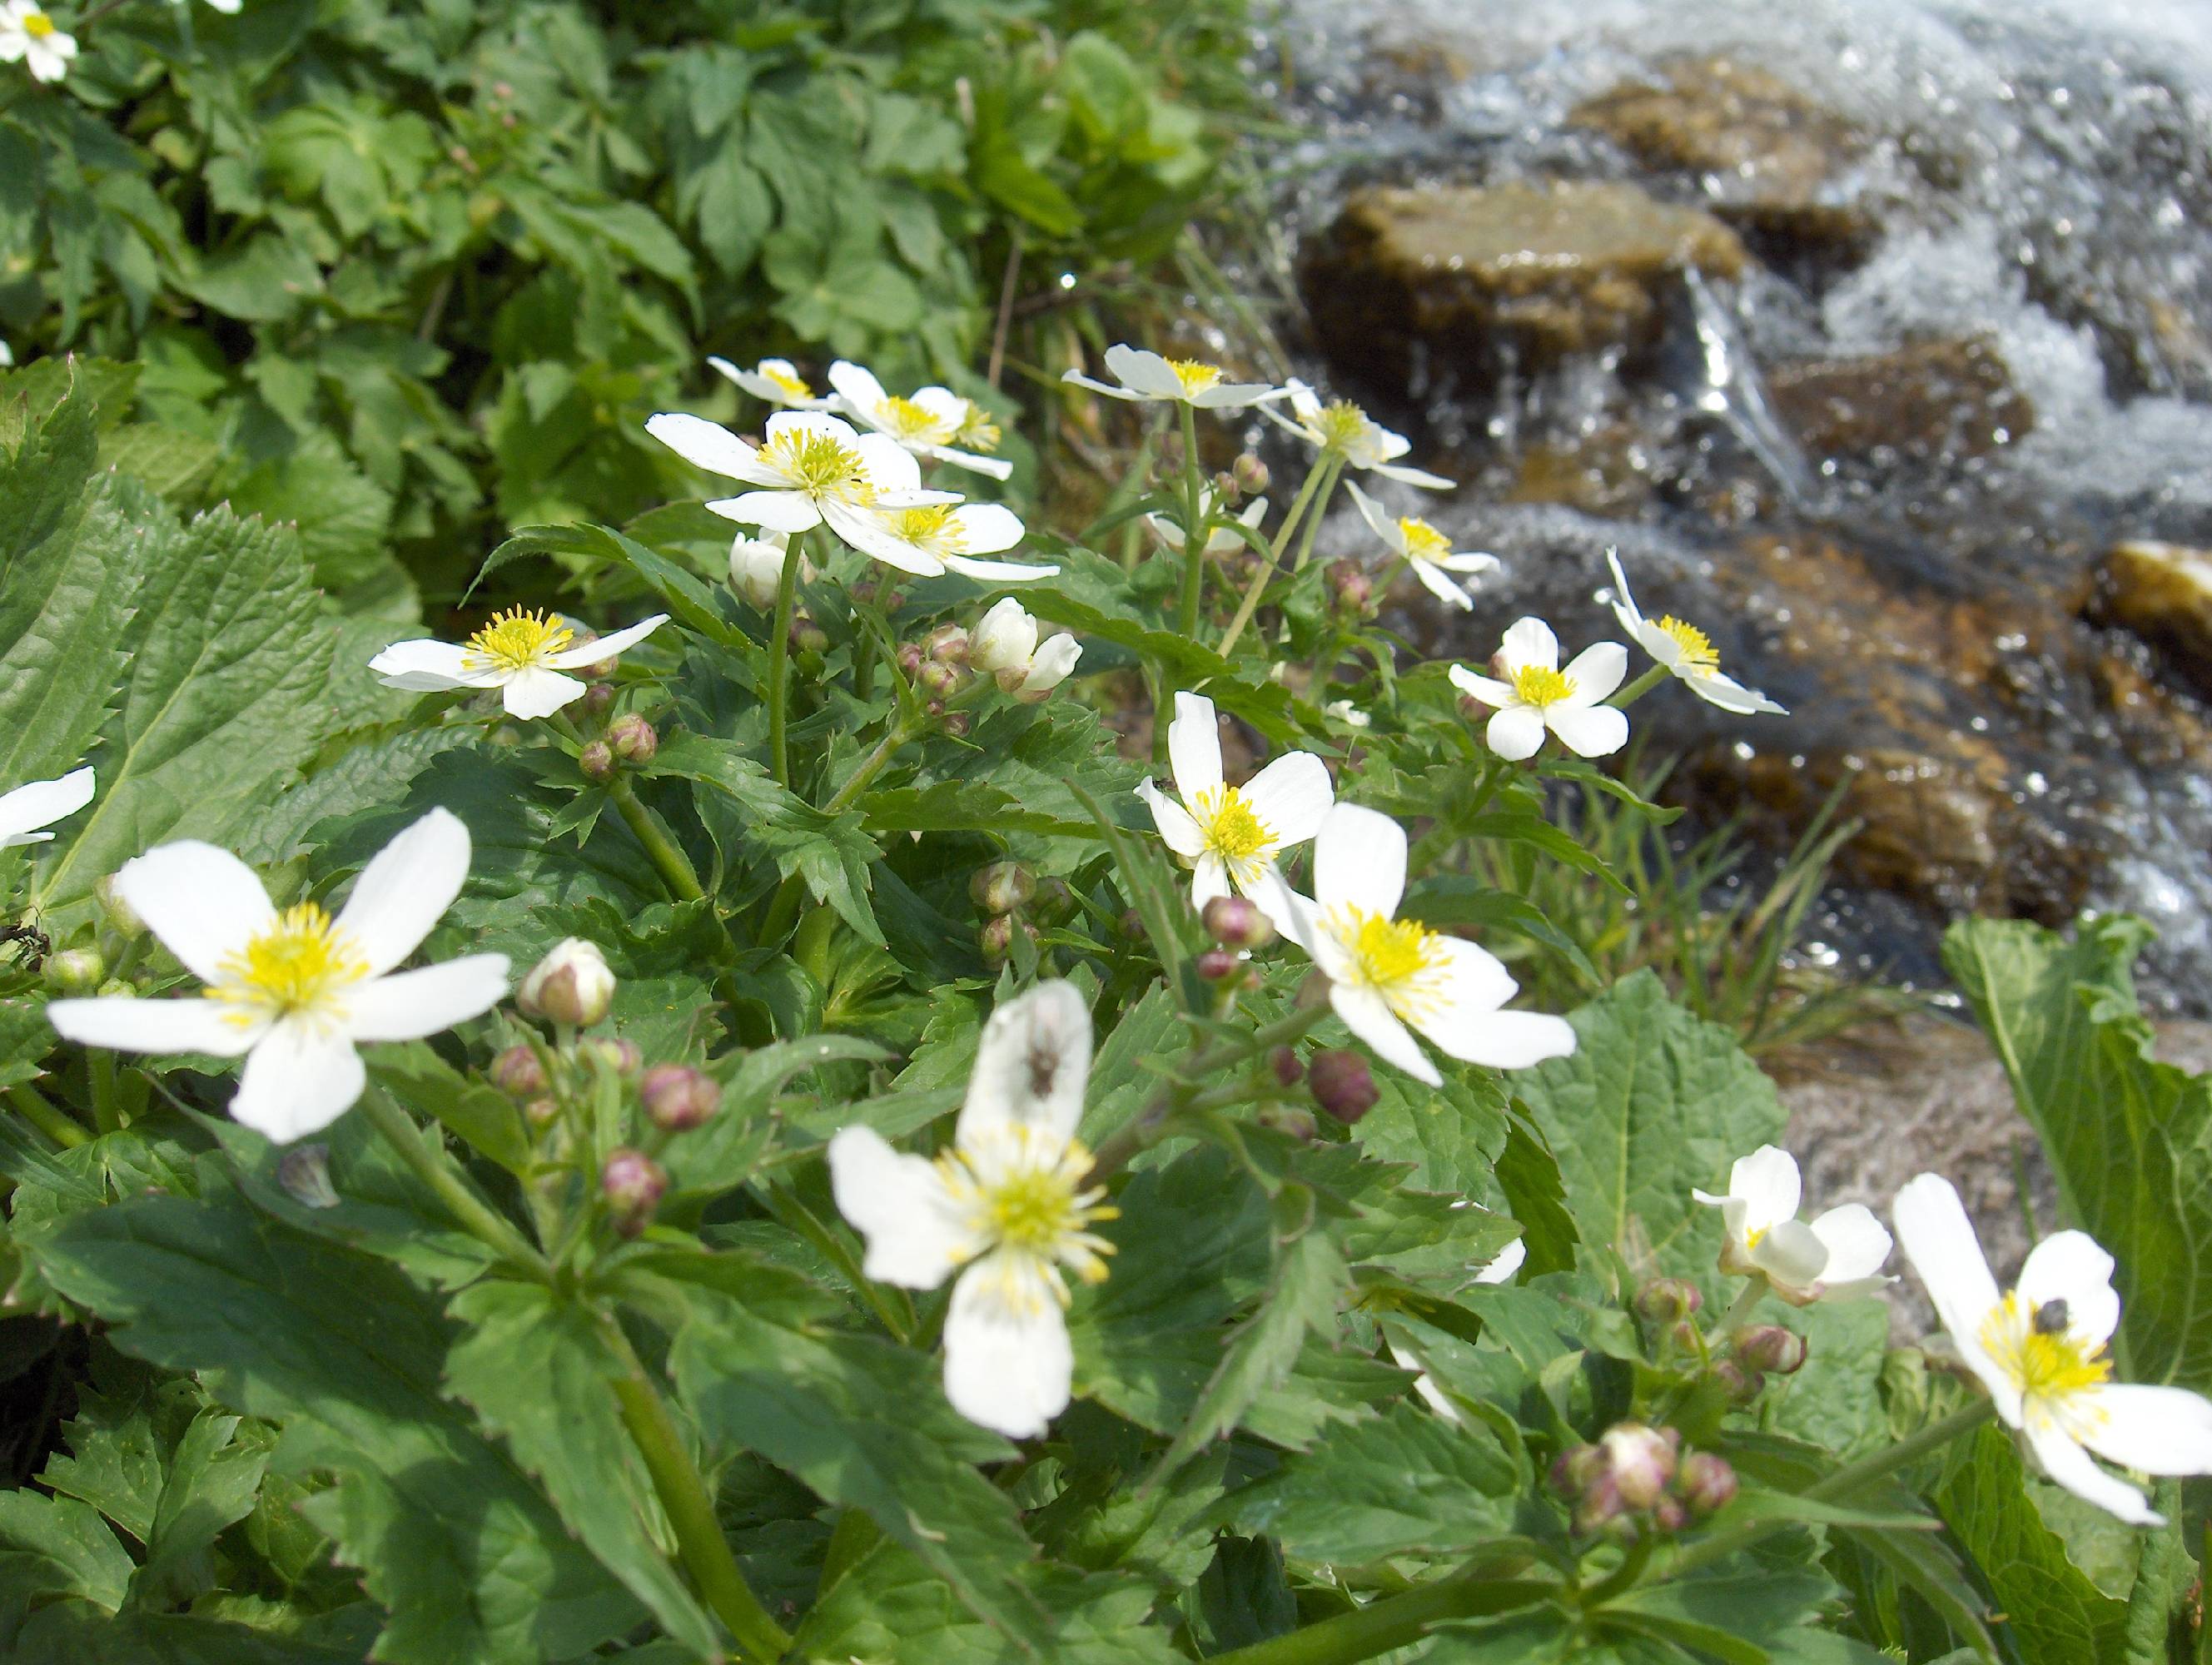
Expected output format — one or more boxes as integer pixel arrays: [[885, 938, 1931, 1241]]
[[547, 614, 668, 669], [1726, 1146, 1802, 1235], [1136, 778, 1206, 859], [1605, 549, 1643, 630], [1545, 703, 1629, 759], [826, 360, 891, 424], [1245, 872, 1312, 940], [47, 996, 261, 1057], [1893, 1174, 2017, 1422], [1560, 642, 1629, 703], [836, 512, 949, 576], [1477, 1238, 1528, 1284], [2024, 1414, 2162, 1525], [1021, 634, 1081, 693], [1060, 370, 1145, 402], [1238, 752, 1334, 850], [1343, 478, 1398, 548], [1448, 664, 1514, 706], [828, 1126, 977, 1289], [1312, 802, 1406, 920], [2076, 1384, 2212, 1477], [1191, 852, 1230, 912], [1440, 553, 1502, 575], [941, 554, 1057, 582], [1809, 1204, 1894, 1285], [1409, 557, 1475, 609], [948, 503, 1025, 554], [942, 1254, 1074, 1439], [1191, 384, 1289, 409], [646, 412, 773, 485], [346, 956, 510, 1041], [765, 409, 864, 449], [708, 491, 823, 533], [2017, 1230, 2121, 1347], [0, 767, 94, 843], [335, 806, 474, 977], [1417, 1000, 1578, 1071], [115, 841, 275, 984], [1369, 460, 1455, 489], [1102, 344, 1181, 398], [969, 598, 1038, 673], [369, 639, 499, 691], [1331, 984, 1439, 1086], [1750, 1218, 1832, 1290], [1498, 618, 1559, 674], [957, 980, 1091, 1146], [230, 1019, 367, 1145], [922, 445, 1015, 480], [851, 432, 924, 494], [1486, 705, 1547, 761], [1167, 692, 1224, 801], [500, 667, 588, 722]]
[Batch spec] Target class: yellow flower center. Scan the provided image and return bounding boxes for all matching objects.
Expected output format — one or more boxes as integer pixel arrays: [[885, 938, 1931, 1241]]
[[762, 364, 813, 400], [764, 428, 872, 500], [879, 395, 949, 441], [891, 504, 961, 549], [938, 1126, 1118, 1291], [1400, 519, 1452, 563], [1191, 786, 1274, 865], [465, 607, 573, 673], [1332, 905, 1445, 993], [1511, 665, 1576, 708], [207, 903, 369, 1024], [1168, 359, 1223, 398], [1658, 616, 1720, 673], [1315, 400, 1372, 449], [953, 402, 1002, 452], [1980, 1293, 2114, 1401], [23, 11, 54, 37]]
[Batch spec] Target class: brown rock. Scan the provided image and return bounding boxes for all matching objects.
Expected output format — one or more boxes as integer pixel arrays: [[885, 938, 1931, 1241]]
[[2091, 540, 2212, 695], [1765, 336, 2036, 465]]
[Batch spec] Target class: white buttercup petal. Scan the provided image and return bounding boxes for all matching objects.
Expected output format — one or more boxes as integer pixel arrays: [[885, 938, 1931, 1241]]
[[1892, 1174, 2017, 1422], [0, 767, 94, 843], [1486, 705, 1547, 761], [709, 491, 823, 534], [1237, 752, 1333, 851], [1560, 642, 1628, 704], [1497, 617, 1559, 674], [2016, 1230, 2121, 1346], [1330, 983, 1438, 1086], [942, 1254, 1074, 1439], [1726, 1146, 1802, 1236], [1808, 1204, 1893, 1285], [230, 1018, 368, 1145], [346, 956, 510, 1041], [546, 614, 668, 669], [368, 639, 500, 692], [957, 980, 1092, 1146], [1312, 802, 1407, 921], [336, 807, 475, 977], [114, 840, 276, 984], [1545, 704, 1628, 759], [828, 1125, 979, 1289], [1167, 692, 1225, 802], [47, 995, 261, 1057], [647, 412, 773, 485], [2076, 1383, 2212, 1478], [2024, 1414, 2161, 1525]]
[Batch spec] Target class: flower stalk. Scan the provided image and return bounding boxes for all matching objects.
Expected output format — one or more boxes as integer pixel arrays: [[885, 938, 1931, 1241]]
[[1175, 402, 1208, 637], [355, 1086, 547, 1274], [768, 529, 810, 789]]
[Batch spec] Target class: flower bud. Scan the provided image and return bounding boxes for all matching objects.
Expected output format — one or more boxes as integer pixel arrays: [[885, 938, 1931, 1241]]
[[980, 914, 1036, 967], [1202, 893, 1275, 951], [1029, 877, 1076, 925], [1711, 1359, 1764, 1404], [276, 1144, 340, 1210], [1736, 1325, 1808, 1376], [1549, 1443, 1604, 1497], [43, 946, 105, 995], [584, 682, 616, 717], [941, 710, 972, 739], [1256, 1102, 1320, 1141], [917, 660, 966, 698], [1636, 1278, 1703, 1324], [1212, 469, 1242, 507], [1233, 452, 1270, 496], [1270, 1046, 1305, 1087], [1330, 564, 1374, 614], [730, 532, 797, 609], [925, 624, 971, 665], [1457, 693, 1493, 722], [641, 1064, 719, 1131], [1573, 1473, 1628, 1536], [1652, 1495, 1689, 1533], [970, 861, 1035, 916], [792, 614, 829, 656], [491, 1044, 547, 1098], [524, 1095, 560, 1127], [579, 739, 616, 781], [519, 938, 616, 1026], [96, 873, 145, 938], [1116, 907, 1146, 941], [896, 641, 926, 679], [601, 1148, 667, 1237], [1676, 1451, 1738, 1517], [607, 713, 658, 765], [1309, 1049, 1379, 1123], [564, 629, 619, 681], [1599, 1424, 1678, 1509], [1157, 430, 1186, 474], [1195, 947, 1241, 982], [580, 1036, 643, 1077]]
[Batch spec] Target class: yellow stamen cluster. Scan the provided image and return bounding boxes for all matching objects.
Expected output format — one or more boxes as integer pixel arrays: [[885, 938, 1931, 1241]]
[[879, 395, 950, 441], [766, 428, 871, 500], [1315, 400, 1373, 450], [763, 365, 813, 400], [23, 11, 55, 37], [953, 404, 1002, 452], [1981, 1294, 2114, 1400], [891, 504, 961, 549], [208, 903, 368, 1022], [1333, 905, 1445, 999], [1511, 664, 1576, 708], [1657, 617, 1720, 673], [1399, 519, 1452, 563], [465, 608, 573, 672], [1167, 359, 1223, 398], [938, 1126, 1118, 1295], [1191, 786, 1274, 864]]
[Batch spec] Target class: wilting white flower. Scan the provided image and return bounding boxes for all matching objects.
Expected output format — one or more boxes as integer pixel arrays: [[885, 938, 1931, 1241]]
[[1449, 619, 1629, 762], [1345, 480, 1499, 612], [1693, 1146, 1892, 1305], [708, 355, 833, 410], [1606, 551, 1786, 716], [1061, 344, 1285, 410], [828, 981, 1112, 1438], [48, 810, 508, 1143], [1895, 1174, 2212, 1526], [1265, 380, 1451, 488], [370, 609, 667, 722], [645, 410, 953, 544], [828, 361, 1012, 481], [1274, 803, 1576, 1087], [839, 500, 1056, 583], [0, 766, 93, 848], [1146, 490, 1267, 556], [970, 599, 1081, 698], [0, 2, 76, 82], [1136, 691, 1330, 926], [729, 531, 812, 609]]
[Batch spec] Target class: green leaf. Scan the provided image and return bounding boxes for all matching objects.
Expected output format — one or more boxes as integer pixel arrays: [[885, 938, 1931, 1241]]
[[0, 1490, 134, 1615]]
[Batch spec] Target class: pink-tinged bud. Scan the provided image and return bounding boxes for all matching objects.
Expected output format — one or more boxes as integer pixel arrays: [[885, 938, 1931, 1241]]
[[566, 630, 620, 681], [1636, 1278, 1703, 1323], [1550, 1443, 1604, 1497], [1116, 907, 1146, 940], [917, 660, 965, 698], [641, 1064, 719, 1131], [491, 1044, 547, 1098], [849, 579, 878, 607], [1257, 1103, 1319, 1141], [583, 682, 616, 716], [1668, 1319, 1702, 1353], [941, 710, 972, 740], [524, 1096, 559, 1127], [1676, 1451, 1738, 1517], [579, 740, 616, 781], [1212, 469, 1242, 507], [1736, 1325, 1807, 1376], [1457, 693, 1492, 722], [1599, 1424, 1678, 1509], [1330, 564, 1373, 614], [519, 938, 616, 1026], [1652, 1496, 1688, 1533], [897, 642, 925, 678], [1157, 430, 1186, 473], [1233, 452, 1270, 496], [792, 614, 829, 655], [607, 713, 658, 765], [926, 624, 971, 665], [1195, 947, 1241, 982], [1202, 893, 1275, 951], [1712, 1359, 1764, 1404], [1309, 1049, 1379, 1123], [1029, 877, 1076, 925], [1270, 1046, 1305, 1087], [1489, 649, 1513, 678], [980, 914, 1036, 967], [969, 861, 1035, 915], [601, 1148, 667, 1236], [1573, 1473, 1628, 1535], [580, 1036, 643, 1077]]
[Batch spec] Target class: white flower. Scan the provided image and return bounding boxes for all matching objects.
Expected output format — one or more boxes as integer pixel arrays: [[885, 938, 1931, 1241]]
[[1606, 551, 1786, 716], [1322, 699, 1371, 730], [708, 355, 833, 410], [1693, 1146, 1892, 1305], [1448, 619, 1629, 761], [729, 531, 810, 609], [1136, 691, 1330, 927], [1146, 490, 1268, 556], [0, 766, 93, 847], [1344, 480, 1499, 612], [370, 609, 667, 722], [1061, 344, 1285, 410], [1274, 803, 1577, 1087], [827, 361, 1012, 481], [646, 410, 954, 545], [1894, 1174, 2212, 1526], [1264, 380, 1452, 488], [518, 937, 614, 1027], [970, 599, 1081, 698], [828, 980, 1112, 1438], [0, 2, 76, 82], [47, 810, 508, 1144], [839, 500, 1056, 584]]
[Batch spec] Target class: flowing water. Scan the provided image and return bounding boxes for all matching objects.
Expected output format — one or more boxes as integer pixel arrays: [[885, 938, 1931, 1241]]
[[1250, 0, 2212, 1007]]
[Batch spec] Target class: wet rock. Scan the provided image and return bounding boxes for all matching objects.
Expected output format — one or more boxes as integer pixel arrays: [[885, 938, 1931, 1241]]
[[1507, 425, 1659, 517], [1765, 337, 2036, 466], [2090, 540, 2212, 697], [1301, 181, 1746, 391]]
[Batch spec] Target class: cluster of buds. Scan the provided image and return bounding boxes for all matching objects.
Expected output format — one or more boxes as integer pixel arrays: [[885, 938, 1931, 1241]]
[[1552, 1423, 1736, 1536], [1195, 894, 1275, 988], [579, 713, 659, 781], [971, 860, 1073, 967], [1327, 559, 1374, 620], [895, 623, 977, 734], [1208, 452, 1271, 509], [1717, 1324, 1807, 1402]]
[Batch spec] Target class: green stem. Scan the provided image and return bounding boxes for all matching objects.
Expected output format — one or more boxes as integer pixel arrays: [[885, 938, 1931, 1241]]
[[1702, 1278, 1767, 1352], [1206, 1567, 1550, 1665], [8, 1084, 87, 1149], [355, 1086, 548, 1274], [1608, 664, 1671, 709], [1218, 456, 1330, 658], [768, 529, 809, 789], [1085, 1003, 1330, 1182], [609, 778, 708, 904], [755, 1182, 913, 1343], [1289, 459, 1343, 574], [598, 1315, 795, 1663], [87, 1050, 122, 1135], [758, 873, 808, 952], [823, 717, 920, 817], [1175, 401, 1208, 637]]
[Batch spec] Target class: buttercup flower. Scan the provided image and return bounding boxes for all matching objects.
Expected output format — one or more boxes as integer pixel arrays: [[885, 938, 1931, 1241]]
[[1606, 551, 1786, 716], [1345, 481, 1499, 612], [645, 410, 953, 544], [0, 766, 93, 847], [1265, 380, 1452, 488], [828, 361, 1012, 480], [828, 980, 1113, 1438], [47, 809, 508, 1143], [840, 500, 1056, 583], [730, 531, 813, 609], [1894, 1173, 2212, 1525], [1146, 489, 1268, 556], [970, 599, 1081, 698], [1136, 691, 1330, 925], [1275, 803, 1577, 1086], [0, 2, 76, 82], [1061, 344, 1285, 410], [708, 355, 833, 410], [370, 610, 667, 722], [1693, 1146, 1892, 1305], [1449, 619, 1629, 761]]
